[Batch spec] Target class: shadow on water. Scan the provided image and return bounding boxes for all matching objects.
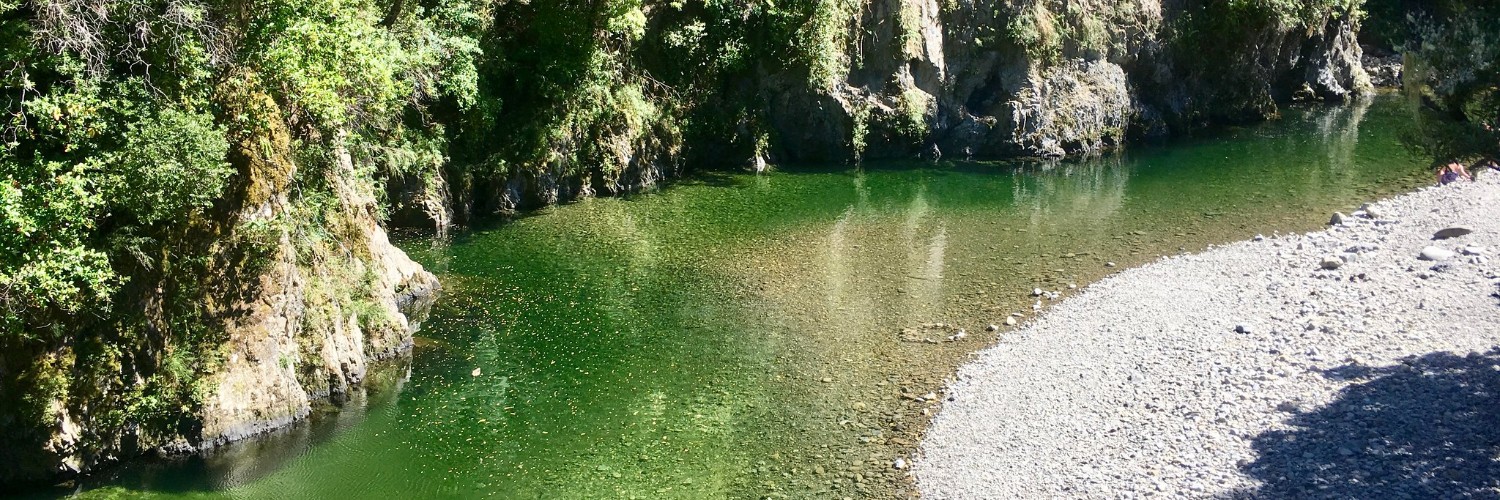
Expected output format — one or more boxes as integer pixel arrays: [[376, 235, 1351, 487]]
[[21, 358, 412, 499], [1233, 349, 1500, 499]]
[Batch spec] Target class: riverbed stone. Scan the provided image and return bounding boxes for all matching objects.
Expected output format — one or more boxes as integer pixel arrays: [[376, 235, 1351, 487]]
[[920, 175, 1500, 499], [1419, 246, 1457, 261], [1433, 227, 1473, 240]]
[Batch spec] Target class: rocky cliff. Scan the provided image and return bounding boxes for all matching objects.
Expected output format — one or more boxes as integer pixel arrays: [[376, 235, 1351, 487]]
[[0, 92, 439, 486], [395, 0, 1372, 230], [762, 0, 1372, 162], [1398, 1, 1500, 159], [194, 126, 440, 450]]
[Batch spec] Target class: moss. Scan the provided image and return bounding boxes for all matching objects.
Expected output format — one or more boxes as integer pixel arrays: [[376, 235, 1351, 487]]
[[801, 0, 861, 91], [894, 88, 934, 141], [849, 99, 872, 161], [1006, 2, 1064, 64], [18, 348, 72, 432]]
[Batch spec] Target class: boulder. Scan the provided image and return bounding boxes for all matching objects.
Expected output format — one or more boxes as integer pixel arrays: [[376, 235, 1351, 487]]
[[1419, 246, 1457, 261]]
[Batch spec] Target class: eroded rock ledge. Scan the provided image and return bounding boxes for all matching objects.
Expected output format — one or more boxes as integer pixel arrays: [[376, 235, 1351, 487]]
[[6, 116, 441, 486]]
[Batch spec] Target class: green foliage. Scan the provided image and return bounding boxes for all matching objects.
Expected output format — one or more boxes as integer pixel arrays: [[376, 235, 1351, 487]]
[[1400, 1, 1500, 161], [103, 105, 232, 225], [1007, 2, 1063, 63], [447, 0, 803, 188], [799, 0, 859, 90], [991, 1, 1158, 65], [893, 88, 933, 140], [1360, 0, 1413, 48], [0, 0, 501, 458]]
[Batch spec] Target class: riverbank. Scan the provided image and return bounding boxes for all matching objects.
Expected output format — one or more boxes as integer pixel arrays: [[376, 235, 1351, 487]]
[[39, 96, 1436, 499], [917, 175, 1500, 497]]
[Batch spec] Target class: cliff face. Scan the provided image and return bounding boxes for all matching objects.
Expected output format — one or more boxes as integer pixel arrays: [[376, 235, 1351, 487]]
[[1, 101, 438, 485], [396, 0, 1372, 230], [763, 0, 1372, 162], [195, 134, 439, 449]]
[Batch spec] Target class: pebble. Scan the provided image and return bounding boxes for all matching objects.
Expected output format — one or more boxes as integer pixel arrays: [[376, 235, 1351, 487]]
[[920, 176, 1500, 499], [1329, 212, 1347, 225], [1319, 256, 1343, 270], [1005, 317, 1018, 326]]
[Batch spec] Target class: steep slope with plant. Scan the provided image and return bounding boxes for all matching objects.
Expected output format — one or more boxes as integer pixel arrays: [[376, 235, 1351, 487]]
[[388, 0, 1372, 229], [760, 0, 1371, 162], [0, 0, 456, 484]]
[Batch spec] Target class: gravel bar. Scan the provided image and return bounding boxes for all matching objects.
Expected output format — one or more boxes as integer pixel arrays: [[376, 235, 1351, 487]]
[[917, 175, 1500, 499]]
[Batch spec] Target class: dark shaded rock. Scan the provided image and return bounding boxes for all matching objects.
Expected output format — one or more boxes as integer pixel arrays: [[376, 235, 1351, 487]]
[[1434, 228, 1473, 240]]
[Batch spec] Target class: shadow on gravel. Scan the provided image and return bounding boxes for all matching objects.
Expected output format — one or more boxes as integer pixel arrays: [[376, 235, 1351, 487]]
[[1234, 349, 1500, 499]]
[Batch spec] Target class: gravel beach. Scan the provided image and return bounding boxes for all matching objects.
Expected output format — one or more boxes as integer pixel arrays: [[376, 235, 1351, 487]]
[[917, 175, 1500, 498]]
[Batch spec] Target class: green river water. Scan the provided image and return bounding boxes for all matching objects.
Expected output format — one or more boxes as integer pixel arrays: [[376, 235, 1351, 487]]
[[50, 96, 1432, 499]]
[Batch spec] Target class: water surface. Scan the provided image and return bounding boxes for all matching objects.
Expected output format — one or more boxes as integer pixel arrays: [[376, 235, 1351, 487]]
[[58, 96, 1431, 499]]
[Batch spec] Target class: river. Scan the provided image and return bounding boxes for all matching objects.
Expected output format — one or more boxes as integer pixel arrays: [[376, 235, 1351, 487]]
[[52, 95, 1431, 499]]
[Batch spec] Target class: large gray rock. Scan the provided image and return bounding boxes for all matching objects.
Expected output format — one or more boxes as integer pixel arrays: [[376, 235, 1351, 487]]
[[762, 0, 1371, 162], [1419, 246, 1457, 261], [1008, 60, 1134, 157]]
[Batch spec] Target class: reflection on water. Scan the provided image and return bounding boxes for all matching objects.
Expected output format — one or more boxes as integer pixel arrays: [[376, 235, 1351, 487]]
[[48, 96, 1432, 499], [44, 357, 412, 498]]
